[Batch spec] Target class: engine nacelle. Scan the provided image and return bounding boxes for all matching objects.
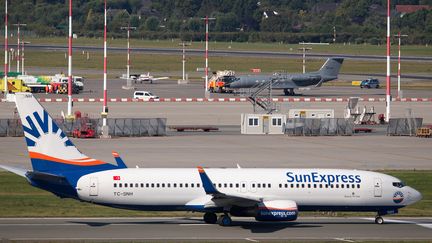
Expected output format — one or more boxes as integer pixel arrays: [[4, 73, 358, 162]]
[[255, 200, 298, 222]]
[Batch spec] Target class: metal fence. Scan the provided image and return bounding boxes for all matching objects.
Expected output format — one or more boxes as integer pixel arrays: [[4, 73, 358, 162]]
[[387, 118, 423, 136], [285, 118, 354, 136], [0, 118, 166, 137]]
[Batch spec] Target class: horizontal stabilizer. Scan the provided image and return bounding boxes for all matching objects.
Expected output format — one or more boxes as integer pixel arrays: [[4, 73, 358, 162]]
[[0, 165, 28, 178]]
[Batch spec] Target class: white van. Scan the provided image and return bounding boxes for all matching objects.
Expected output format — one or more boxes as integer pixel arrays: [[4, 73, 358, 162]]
[[133, 91, 159, 100]]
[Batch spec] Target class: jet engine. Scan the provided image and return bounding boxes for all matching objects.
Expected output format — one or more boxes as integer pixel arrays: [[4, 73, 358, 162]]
[[255, 200, 298, 221]]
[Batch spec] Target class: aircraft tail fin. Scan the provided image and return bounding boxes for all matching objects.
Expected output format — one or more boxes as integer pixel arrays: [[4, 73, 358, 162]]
[[318, 58, 344, 79], [14, 93, 120, 177]]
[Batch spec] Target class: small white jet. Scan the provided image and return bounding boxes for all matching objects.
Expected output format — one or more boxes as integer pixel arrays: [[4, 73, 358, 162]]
[[0, 93, 422, 226]]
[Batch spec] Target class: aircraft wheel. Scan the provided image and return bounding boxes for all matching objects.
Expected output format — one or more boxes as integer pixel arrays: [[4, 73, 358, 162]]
[[375, 216, 384, 224], [203, 212, 217, 224], [218, 215, 232, 227]]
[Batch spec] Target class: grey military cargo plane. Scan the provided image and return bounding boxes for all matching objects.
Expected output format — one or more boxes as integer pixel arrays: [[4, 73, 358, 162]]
[[226, 58, 344, 95]]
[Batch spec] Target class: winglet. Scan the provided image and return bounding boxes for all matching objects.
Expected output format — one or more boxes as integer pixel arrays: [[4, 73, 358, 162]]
[[197, 166, 219, 194], [112, 151, 127, 169]]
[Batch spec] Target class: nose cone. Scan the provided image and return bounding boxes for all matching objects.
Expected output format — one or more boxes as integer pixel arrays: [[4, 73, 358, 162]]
[[410, 188, 423, 204]]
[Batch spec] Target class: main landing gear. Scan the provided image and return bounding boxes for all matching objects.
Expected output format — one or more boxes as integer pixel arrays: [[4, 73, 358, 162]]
[[203, 212, 232, 226], [375, 215, 384, 224]]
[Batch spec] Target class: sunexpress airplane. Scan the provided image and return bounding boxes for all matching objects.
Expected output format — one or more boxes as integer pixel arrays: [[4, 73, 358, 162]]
[[1, 93, 422, 226]]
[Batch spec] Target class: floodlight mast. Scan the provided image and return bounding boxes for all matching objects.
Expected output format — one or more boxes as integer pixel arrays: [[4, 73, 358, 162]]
[[67, 0, 73, 118], [13, 23, 26, 73], [201, 16, 215, 98], [385, 0, 391, 122], [121, 25, 136, 88], [102, 0, 108, 127], [394, 32, 408, 98], [179, 42, 191, 81], [21, 41, 30, 74]]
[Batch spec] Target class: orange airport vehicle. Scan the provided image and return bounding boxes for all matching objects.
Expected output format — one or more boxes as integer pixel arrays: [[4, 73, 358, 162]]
[[208, 70, 236, 93]]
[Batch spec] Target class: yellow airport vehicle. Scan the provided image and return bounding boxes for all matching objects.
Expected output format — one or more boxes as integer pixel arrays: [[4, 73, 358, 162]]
[[0, 78, 31, 93], [352, 80, 362, 86]]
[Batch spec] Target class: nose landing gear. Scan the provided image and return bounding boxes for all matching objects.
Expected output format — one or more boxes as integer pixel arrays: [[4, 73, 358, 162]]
[[375, 216, 384, 224]]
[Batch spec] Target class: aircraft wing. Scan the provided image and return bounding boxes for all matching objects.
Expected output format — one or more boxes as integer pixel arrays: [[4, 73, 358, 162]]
[[197, 167, 262, 207]]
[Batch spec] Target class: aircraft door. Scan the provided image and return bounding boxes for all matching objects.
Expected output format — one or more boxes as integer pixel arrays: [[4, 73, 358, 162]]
[[89, 177, 98, 196], [374, 178, 382, 197], [263, 116, 269, 134]]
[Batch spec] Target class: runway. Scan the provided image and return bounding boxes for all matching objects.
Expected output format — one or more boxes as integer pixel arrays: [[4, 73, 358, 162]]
[[23, 44, 432, 62], [0, 217, 431, 241]]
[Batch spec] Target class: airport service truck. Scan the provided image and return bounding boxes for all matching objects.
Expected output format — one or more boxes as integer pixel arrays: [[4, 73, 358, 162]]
[[0, 78, 31, 93], [208, 70, 236, 93]]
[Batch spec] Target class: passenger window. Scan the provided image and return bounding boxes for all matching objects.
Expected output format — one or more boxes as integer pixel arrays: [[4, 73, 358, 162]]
[[229, 183, 233, 188], [296, 184, 299, 188], [257, 184, 261, 188], [185, 183, 188, 188], [351, 184, 355, 188], [242, 183, 246, 188], [279, 184, 282, 188], [357, 184, 360, 189], [156, 183, 160, 188], [325, 184, 328, 188], [114, 183, 117, 188], [125, 183, 128, 188], [336, 184, 339, 188], [146, 183, 149, 187], [284, 184, 288, 188], [319, 184, 323, 188], [341, 184, 344, 188], [330, 184, 334, 188], [308, 184, 311, 188], [135, 183, 139, 187], [151, 183, 154, 188], [301, 184, 305, 188], [252, 184, 255, 188], [167, 183, 170, 188], [313, 184, 317, 188], [291, 184, 294, 188], [162, 183, 165, 188], [346, 184, 350, 188], [268, 183, 271, 188], [224, 183, 227, 188], [262, 184, 266, 188], [191, 183, 194, 188], [197, 183, 200, 187], [130, 183, 133, 188], [218, 183, 222, 188], [173, 183, 177, 188], [179, 183, 183, 188], [236, 183, 239, 188]]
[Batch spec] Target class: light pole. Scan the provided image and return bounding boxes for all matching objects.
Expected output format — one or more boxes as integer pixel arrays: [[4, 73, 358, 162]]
[[394, 32, 408, 98], [385, 0, 391, 122], [13, 23, 26, 73], [21, 41, 30, 74], [298, 46, 312, 73], [333, 26, 336, 43], [101, 0, 110, 138], [201, 16, 215, 98], [121, 25, 136, 89], [4, 0, 8, 95], [178, 41, 191, 82], [67, 0, 73, 119]]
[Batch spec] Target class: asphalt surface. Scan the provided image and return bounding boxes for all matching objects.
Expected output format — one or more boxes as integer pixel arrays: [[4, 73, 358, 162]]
[[27, 78, 432, 99], [0, 217, 431, 241], [23, 43, 432, 62], [2, 133, 431, 170]]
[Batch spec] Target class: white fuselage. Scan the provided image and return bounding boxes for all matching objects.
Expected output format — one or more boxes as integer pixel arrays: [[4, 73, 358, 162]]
[[76, 168, 421, 212]]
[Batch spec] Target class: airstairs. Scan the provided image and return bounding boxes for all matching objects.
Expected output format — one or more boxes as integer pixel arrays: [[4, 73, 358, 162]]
[[246, 78, 280, 114]]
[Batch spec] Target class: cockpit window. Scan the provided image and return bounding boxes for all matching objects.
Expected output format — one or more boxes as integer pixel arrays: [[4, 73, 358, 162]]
[[393, 182, 405, 188]]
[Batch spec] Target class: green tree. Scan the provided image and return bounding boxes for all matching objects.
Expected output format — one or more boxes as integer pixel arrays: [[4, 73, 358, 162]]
[[145, 16, 160, 31]]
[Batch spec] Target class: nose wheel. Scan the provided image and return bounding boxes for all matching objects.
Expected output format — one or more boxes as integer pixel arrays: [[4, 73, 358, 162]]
[[375, 216, 384, 224]]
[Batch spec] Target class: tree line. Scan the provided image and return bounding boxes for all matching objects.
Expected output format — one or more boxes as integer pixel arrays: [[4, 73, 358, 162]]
[[0, 0, 431, 44]]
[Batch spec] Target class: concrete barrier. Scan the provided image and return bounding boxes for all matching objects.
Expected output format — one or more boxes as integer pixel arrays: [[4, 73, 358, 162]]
[[387, 118, 423, 136], [285, 118, 353, 136]]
